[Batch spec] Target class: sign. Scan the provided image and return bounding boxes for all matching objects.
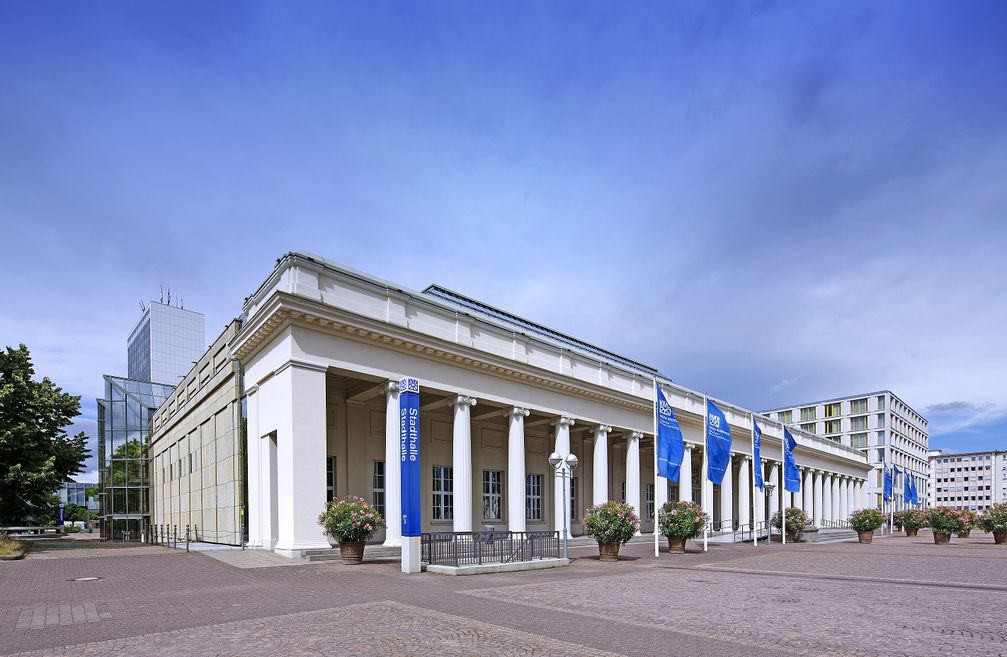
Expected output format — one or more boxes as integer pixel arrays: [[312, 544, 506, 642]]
[[705, 399, 732, 484], [656, 386, 684, 482], [398, 377, 421, 537], [59, 503, 65, 525], [753, 419, 764, 490]]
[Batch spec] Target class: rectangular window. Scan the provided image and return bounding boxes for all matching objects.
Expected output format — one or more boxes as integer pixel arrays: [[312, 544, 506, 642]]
[[850, 398, 868, 414], [825, 419, 841, 434], [570, 476, 579, 523], [825, 402, 842, 418], [877, 414, 886, 428], [850, 433, 868, 448], [777, 410, 793, 424], [483, 470, 503, 521], [800, 422, 816, 433], [526, 474, 543, 521], [432, 465, 454, 520], [326, 456, 336, 502], [850, 415, 868, 431], [877, 395, 885, 410], [188, 453, 193, 473], [621, 481, 626, 502], [372, 461, 385, 518], [876, 431, 885, 445], [646, 483, 655, 521], [800, 406, 816, 422]]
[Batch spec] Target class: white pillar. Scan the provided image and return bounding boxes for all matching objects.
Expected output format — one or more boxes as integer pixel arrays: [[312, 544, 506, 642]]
[[813, 471, 824, 527], [859, 479, 867, 510], [451, 395, 477, 533], [830, 475, 840, 522], [245, 385, 264, 549], [654, 436, 668, 517], [383, 382, 402, 547], [680, 445, 694, 503], [848, 478, 855, 514], [823, 473, 832, 523], [754, 460, 765, 528], [738, 456, 751, 528], [837, 477, 846, 520], [553, 417, 575, 534], [720, 454, 734, 531], [592, 425, 611, 506], [507, 407, 529, 533], [626, 431, 642, 534], [272, 360, 330, 557], [803, 468, 814, 514]]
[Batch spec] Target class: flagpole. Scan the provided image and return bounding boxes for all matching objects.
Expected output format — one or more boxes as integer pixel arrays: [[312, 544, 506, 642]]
[[751, 413, 757, 547], [702, 394, 709, 553], [781, 422, 786, 545], [653, 378, 660, 558]]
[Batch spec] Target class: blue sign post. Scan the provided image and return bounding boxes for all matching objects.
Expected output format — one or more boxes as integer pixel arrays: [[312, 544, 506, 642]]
[[398, 377, 422, 573]]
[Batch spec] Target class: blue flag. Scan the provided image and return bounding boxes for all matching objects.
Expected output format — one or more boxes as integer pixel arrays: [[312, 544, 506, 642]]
[[656, 385, 685, 482], [783, 427, 801, 492], [399, 377, 422, 537], [705, 399, 732, 484], [883, 465, 893, 501], [909, 476, 918, 505], [903, 469, 912, 502], [753, 419, 764, 490]]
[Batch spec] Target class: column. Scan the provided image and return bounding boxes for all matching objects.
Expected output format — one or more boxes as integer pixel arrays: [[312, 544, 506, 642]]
[[383, 382, 402, 547], [754, 460, 765, 528], [719, 454, 734, 531], [831, 475, 840, 522], [245, 384, 263, 548], [738, 456, 751, 528], [626, 432, 642, 534], [768, 462, 780, 521], [553, 417, 575, 534], [680, 444, 694, 503], [273, 360, 330, 557], [803, 468, 814, 514], [823, 473, 832, 523], [507, 407, 530, 533], [592, 425, 611, 506], [848, 478, 856, 513], [702, 447, 714, 523], [451, 395, 477, 533], [813, 471, 824, 527], [837, 477, 845, 520], [654, 436, 668, 516]]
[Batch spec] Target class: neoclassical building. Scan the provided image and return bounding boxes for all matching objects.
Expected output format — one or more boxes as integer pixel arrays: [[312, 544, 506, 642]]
[[151, 252, 872, 556]]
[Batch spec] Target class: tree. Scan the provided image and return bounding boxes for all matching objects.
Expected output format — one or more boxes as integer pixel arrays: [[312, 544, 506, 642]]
[[0, 344, 90, 525]]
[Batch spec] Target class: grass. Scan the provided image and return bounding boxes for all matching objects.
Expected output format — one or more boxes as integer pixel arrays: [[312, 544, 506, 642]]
[[0, 535, 25, 556]]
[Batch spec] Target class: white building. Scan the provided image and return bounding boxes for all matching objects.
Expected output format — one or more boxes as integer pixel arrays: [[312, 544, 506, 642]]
[[762, 392, 928, 511], [128, 300, 205, 386], [212, 252, 872, 556], [929, 449, 1007, 512]]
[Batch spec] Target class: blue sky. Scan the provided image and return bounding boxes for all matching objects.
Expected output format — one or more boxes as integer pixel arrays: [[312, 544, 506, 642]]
[[2, 1, 1006, 480]]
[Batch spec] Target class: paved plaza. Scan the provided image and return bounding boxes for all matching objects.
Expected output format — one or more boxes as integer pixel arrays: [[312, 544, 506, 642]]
[[1, 532, 1005, 656]]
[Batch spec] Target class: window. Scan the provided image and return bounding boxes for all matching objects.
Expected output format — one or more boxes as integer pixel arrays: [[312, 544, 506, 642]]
[[621, 481, 626, 502], [877, 414, 886, 428], [876, 431, 885, 445], [825, 402, 842, 418], [526, 474, 544, 521], [432, 466, 453, 520], [851, 433, 868, 448], [646, 483, 655, 521], [188, 453, 193, 473], [326, 456, 336, 502], [825, 419, 841, 434], [800, 407, 816, 422], [850, 415, 868, 431], [777, 410, 793, 424], [372, 461, 385, 518], [851, 398, 868, 414], [800, 422, 816, 433], [570, 476, 579, 523], [483, 470, 503, 520]]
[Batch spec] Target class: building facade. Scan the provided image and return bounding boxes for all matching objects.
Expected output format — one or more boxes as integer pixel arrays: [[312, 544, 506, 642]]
[[762, 392, 929, 511], [149, 320, 246, 545], [172, 252, 872, 556], [128, 301, 206, 386], [57, 482, 98, 512], [929, 449, 1006, 512]]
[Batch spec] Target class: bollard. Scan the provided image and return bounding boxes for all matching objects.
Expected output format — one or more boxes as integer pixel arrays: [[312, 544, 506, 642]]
[[185, 525, 190, 553]]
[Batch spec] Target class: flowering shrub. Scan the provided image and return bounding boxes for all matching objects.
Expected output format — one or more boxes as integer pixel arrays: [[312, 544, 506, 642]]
[[849, 508, 885, 532], [927, 507, 966, 535], [658, 501, 708, 539], [891, 510, 904, 530], [959, 509, 978, 530], [317, 496, 384, 543], [978, 503, 1007, 533], [583, 501, 639, 545], [771, 507, 810, 537], [897, 509, 927, 529]]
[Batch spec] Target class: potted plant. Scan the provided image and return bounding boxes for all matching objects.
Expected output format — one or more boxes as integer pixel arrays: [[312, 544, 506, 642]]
[[317, 496, 384, 564], [849, 508, 884, 543], [658, 501, 708, 554], [977, 503, 1007, 544], [900, 509, 925, 537], [926, 507, 964, 545], [771, 507, 810, 542], [583, 501, 639, 561], [957, 509, 977, 538]]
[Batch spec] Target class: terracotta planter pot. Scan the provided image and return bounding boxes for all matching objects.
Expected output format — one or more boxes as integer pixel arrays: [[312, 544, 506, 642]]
[[905, 527, 918, 537], [933, 532, 951, 545], [786, 532, 798, 543], [857, 531, 874, 544], [666, 536, 687, 554], [339, 541, 365, 564], [994, 532, 1006, 545], [598, 541, 621, 561], [957, 529, 971, 538]]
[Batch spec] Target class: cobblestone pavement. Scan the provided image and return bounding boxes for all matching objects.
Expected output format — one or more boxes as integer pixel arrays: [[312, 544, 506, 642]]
[[0, 534, 1004, 656]]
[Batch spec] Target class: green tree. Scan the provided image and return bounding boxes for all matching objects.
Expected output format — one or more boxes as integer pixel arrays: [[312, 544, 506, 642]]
[[0, 344, 90, 524]]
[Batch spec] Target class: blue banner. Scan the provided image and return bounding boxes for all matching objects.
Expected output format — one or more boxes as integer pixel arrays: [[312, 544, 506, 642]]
[[753, 419, 764, 490], [399, 377, 421, 537], [902, 468, 912, 502], [783, 427, 801, 492], [908, 476, 918, 505], [705, 399, 732, 485], [883, 465, 892, 501], [656, 386, 684, 482]]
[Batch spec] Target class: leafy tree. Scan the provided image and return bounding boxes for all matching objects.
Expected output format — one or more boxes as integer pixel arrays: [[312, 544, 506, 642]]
[[0, 344, 90, 524], [63, 502, 96, 522]]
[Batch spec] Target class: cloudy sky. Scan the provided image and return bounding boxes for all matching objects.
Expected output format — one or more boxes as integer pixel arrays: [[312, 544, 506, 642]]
[[2, 1, 1006, 480]]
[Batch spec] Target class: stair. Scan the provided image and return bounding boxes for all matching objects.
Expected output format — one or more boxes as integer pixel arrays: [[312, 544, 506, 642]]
[[802, 528, 858, 543], [300, 544, 402, 562]]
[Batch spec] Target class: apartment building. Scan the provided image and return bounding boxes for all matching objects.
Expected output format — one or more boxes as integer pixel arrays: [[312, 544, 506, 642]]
[[929, 449, 1006, 512]]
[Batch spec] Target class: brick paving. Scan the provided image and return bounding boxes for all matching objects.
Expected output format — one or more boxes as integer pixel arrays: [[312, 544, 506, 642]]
[[0, 533, 1004, 656]]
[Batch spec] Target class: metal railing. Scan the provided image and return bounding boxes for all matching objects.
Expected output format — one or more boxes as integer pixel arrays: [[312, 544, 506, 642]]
[[421, 530, 560, 566], [820, 519, 852, 530], [732, 520, 769, 543]]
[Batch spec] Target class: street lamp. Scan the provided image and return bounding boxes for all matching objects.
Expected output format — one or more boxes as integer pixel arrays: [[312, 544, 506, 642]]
[[549, 451, 579, 559]]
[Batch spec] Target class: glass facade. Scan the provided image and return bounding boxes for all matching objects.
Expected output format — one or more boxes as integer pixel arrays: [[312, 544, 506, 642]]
[[97, 375, 174, 540], [127, 302, 205, 386]]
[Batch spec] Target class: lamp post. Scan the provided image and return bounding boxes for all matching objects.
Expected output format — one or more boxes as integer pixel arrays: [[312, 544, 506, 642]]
[[549, 451, 579, 560]]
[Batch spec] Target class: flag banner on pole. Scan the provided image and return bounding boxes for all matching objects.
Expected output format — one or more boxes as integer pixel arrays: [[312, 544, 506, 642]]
[[752, 419, 764, 490], [656, 386, 684, 482], [783, 427, 801, 492], [903, 469, 912, 502], [883, 465, 892, 501], [909, 476, 918, 505], [705, 399, 732, 484]]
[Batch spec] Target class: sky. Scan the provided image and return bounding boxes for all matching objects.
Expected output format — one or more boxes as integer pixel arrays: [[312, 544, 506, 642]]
[[2, 1, 1006, 481]]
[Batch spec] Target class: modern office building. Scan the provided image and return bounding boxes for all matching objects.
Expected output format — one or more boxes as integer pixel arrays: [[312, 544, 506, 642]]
[[57, 481, 99, 512], [929, 449, 1006, 512], [127, 300, 205, 386], [762, 392, 929, 511], [150, 252, 872, 555]]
